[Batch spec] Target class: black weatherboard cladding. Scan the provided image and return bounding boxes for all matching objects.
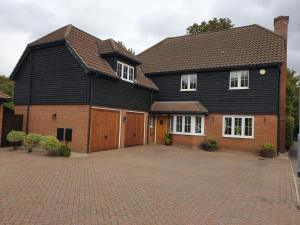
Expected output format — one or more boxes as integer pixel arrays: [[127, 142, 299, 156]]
[[13, 43, 152, 112], [14, 55, 31, 105], [149, 67, 280, 114], [91, 76, 152, 112], [14, 44, 89, 105]]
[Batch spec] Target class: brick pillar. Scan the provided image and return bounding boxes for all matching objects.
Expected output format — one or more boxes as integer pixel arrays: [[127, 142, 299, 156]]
[[274, 16, 289, 152]]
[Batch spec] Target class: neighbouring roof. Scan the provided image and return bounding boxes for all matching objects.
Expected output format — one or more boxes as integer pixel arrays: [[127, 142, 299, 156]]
[[151, 101, 208, 114], [0, 91, 11, 101], [139, 25, 285, 74], [96, 39, 141, 64], [27, 25, 158, 90]]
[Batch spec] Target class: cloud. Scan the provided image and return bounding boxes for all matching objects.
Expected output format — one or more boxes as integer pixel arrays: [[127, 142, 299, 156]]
[[0, 0, 299, 75]]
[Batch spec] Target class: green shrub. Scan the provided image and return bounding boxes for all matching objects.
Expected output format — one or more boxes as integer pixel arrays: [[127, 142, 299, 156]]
[[59, 144, 71, 157], [286, 116, 294, 149], [40, 135, 60, 151], [259, 143, 276, 158], [164, 132, 172, 145], [6, 130, 26, 149], [24, 133, 42, 153], [201, 137, 218, 151]]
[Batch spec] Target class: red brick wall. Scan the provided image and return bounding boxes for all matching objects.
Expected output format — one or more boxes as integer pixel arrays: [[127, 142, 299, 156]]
[[171, 114, 277, 152], [15, 105, 90, 152], [15, 105, 149, 153]]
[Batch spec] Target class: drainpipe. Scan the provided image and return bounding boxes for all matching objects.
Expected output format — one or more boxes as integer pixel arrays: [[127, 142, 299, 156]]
[[86, 75, 93, 154]]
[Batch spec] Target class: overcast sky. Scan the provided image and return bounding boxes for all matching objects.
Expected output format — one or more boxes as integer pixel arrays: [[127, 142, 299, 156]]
[[0, 0, 299, 76]]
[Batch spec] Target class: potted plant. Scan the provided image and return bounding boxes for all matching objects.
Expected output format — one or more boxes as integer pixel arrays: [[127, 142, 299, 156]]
[[259, 143, 276, 158], [6, 130, 26, 150], [164, 133, 172, 145], [201, 137, 218, 151]]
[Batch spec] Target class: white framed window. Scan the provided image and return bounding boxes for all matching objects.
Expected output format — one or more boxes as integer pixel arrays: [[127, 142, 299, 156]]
[[116, 61, 134, 83], [169, 116, 174, 132], [180, 74, 197, 91], [176, 115, 183, 132], [169, 115, 204, 135], [117, 63, 122, 76], [222, 115, 254, 138], [229, 71, 249, 89]]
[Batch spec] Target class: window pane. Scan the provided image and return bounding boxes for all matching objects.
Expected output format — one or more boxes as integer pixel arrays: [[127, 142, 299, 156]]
[[123, 66, 128, 79], [169, 116, 174, 132], [184, 116, 191, 133], [225, 117, 232, 135], [195, 116, 202, 133], [241, 71, 249, 87], [234, 118, 242, 135], [176, 116, 182, 132], [181, 76, 188, 90], [117, 63, 122, 76], [244, 118, 252, 136], [149, 116, 153, 128], [230, 74, 238, 88], [129, 68, 134, 81], [189, 75, 197, 90]]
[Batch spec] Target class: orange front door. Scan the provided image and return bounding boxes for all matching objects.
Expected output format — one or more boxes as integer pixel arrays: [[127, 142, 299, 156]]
[[155, 115, 168, 144]]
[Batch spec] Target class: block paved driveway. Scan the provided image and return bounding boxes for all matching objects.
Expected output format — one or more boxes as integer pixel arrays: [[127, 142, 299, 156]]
[[0, 145, 299, 225]]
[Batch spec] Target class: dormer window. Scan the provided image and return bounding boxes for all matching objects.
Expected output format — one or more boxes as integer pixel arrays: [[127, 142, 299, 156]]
[[117, 61, 134, 83], [229, 71, 249, 89]]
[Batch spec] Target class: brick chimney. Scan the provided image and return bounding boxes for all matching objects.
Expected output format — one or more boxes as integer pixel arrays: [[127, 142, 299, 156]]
[[274, 16, 289, 153], [274, 16, 289, 41]]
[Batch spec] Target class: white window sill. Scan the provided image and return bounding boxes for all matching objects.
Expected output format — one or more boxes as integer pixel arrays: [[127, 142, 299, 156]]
[[171, 132, 205, 136], [228, 87, 249, 90], [180, 89, 197, 92], [121, 78, 134, 83], [222, 135, 254, 139]]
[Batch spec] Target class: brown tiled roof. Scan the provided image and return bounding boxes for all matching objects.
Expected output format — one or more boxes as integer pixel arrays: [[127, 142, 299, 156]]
[[151, 101, 208, 113], [139, 25, 285, 74], [29, 25, 157, 90], [97, 39, 141, 63], [0, 91, 11, 100]]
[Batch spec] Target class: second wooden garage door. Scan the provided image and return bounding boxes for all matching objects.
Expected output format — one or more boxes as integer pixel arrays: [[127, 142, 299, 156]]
[[90, 109, 120, 152], [125, 112, 145, 147]]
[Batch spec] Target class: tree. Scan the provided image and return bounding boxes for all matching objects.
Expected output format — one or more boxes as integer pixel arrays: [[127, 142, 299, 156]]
[[186, 18, 234, 35], [0, 75, 14, 109], [117, 41, 136, 55], [286, 68, 300, 143]]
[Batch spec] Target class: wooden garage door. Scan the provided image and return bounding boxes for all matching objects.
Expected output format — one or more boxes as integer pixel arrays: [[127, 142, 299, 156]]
[[90, 109, 120, 152], [125, 112, 145, 147]]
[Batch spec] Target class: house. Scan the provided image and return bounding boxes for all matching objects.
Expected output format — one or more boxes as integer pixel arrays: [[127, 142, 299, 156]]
[[11, 16, 288, 153]]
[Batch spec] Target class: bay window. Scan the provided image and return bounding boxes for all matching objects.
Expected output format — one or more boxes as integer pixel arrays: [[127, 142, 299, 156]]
[[222, 115, 254, 138], [170, 115, 204, 135]]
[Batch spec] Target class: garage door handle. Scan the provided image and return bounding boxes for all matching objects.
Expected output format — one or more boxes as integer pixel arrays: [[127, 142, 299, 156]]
[[134, 133, 136, 137], [105, 135, 108, 139]]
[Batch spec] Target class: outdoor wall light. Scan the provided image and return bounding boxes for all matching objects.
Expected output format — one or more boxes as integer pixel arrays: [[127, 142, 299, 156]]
[[123, 116, 126, 123], [52, 113, 57, 120], [259, 69, 266, 75]]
